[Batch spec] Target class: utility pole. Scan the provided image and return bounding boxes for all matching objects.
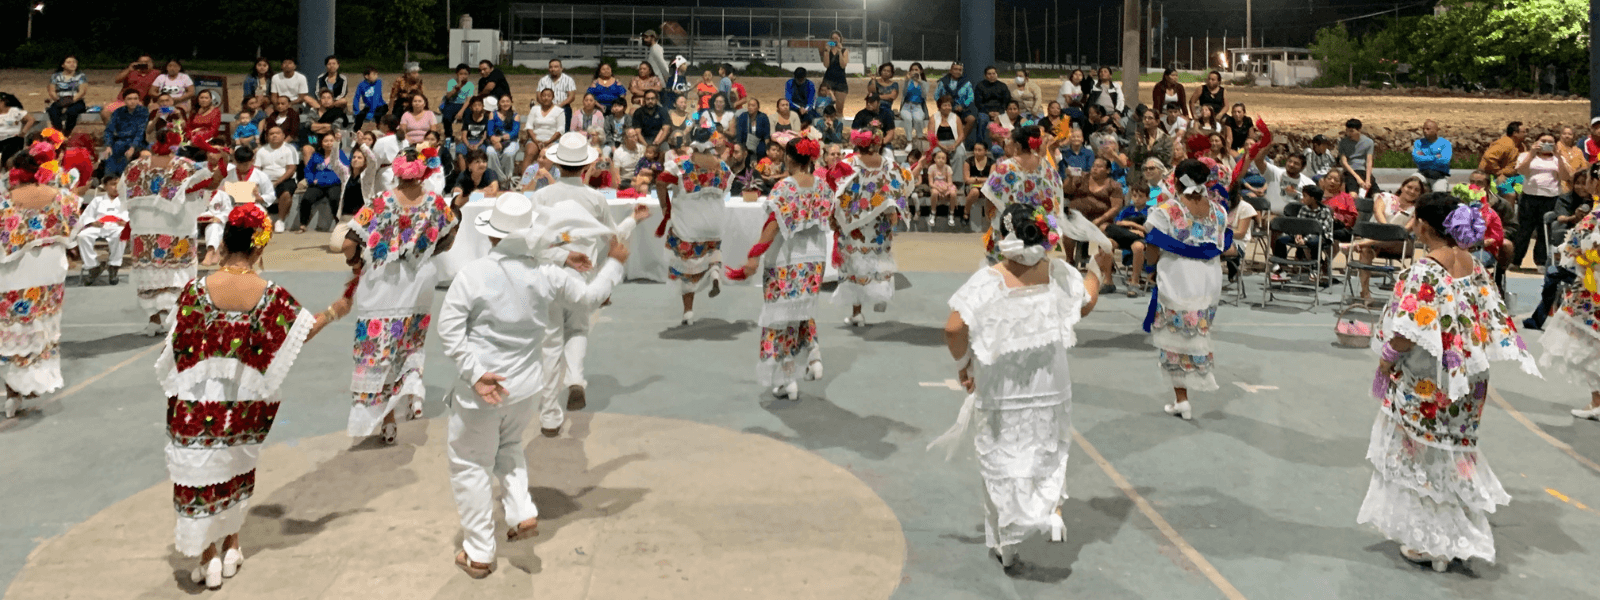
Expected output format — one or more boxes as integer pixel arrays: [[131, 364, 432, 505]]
[[298, 0, 335, 74], [1122, 0, 1139, 105], [1592, 0, 1599, 117], [1246, 0, 1253, 50]]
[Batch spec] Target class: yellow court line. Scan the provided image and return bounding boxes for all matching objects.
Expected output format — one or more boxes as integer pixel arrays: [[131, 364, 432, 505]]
[[1487, 387, 1600, 475], [0, 343, 163, 434], [1071, 428, 1248, 600]]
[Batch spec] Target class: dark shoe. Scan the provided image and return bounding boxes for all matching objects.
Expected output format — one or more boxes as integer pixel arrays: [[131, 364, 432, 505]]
[[108, 266, 120, 285], [540, 426, 561, 438], [1522, 317, 1543, 331], [566, 386, 586, 411], [1099, 283, 1116, 295]]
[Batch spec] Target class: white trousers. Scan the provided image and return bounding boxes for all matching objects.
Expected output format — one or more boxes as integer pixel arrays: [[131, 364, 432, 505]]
[[447, 393, 539, 563], [562, 305, 591, 390], [76, 225, 125, 268], [201, 222, 225, 250]]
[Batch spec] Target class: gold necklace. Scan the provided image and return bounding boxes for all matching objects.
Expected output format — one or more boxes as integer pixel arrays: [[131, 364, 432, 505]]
[[218, 265, 255, 275]]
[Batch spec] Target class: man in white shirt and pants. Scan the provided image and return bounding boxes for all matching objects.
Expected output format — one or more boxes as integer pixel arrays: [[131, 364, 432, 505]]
[[436, 193, 629, 578], [75, 188, 129, 285], [529, 132, 648, 425], [372, 115, 402, 191]]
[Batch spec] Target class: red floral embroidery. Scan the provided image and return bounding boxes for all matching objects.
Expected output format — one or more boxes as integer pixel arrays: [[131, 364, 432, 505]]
[[166, 397, 282, 448], [171, 281, 303, 373], [172, 471, 256, 518]]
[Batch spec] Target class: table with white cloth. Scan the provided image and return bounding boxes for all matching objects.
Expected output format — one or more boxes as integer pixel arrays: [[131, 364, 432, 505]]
[[601, 191, 838, 284], [435, 191, 840, 284]]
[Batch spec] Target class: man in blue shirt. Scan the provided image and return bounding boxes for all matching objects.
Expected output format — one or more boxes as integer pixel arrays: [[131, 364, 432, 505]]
[[1058, 128, 1095, 179], [102, 89, 149, 177], [1411, 119, 1453, 191], [932, 63, 975, 149]]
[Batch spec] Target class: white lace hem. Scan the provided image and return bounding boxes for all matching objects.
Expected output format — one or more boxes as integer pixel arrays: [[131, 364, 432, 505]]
[[156, 309, 317, 401], [1356, 473, 1498, 563], [166, 444, 262, 488], [0, 318, 61, 361], [347, 371, 425, 436], [832, 280, 894, 308], [1364, 411, 1509, 511], [757, 345, 820, 387], [174, 500, 249, 558], [0, 354, 62, 396], [1150, 328, 1215, 356], [1538, 313, 1600, 391], [758, 297, 821, 329], [1165, 367, 1219, 392], [976, 403, 1071, 550]]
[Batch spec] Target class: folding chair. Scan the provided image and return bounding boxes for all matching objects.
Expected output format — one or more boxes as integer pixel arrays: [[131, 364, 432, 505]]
[[1340, 221, 1411, 308], [1263, 216, 1327, 311]]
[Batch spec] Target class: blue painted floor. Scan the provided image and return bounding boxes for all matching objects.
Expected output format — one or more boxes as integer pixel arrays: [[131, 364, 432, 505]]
[[3, 269, 1598, 599]]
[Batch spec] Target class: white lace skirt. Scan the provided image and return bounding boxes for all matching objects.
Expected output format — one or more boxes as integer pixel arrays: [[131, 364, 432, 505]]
[[975, 401, 1071, 550], [1538, 311, 1600, 392], [833, 235, 896, 308], [1356, 411, 1509, 562]]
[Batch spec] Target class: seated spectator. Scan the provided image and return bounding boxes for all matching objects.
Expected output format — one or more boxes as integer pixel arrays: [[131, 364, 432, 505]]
[[819, 106, 845, 145], [452, 149, 501, 196], [353, 67, 387, 131], [786, 68, 816, 116], [297, 133, 349, 233], [1273, 184, 1335, 285], [852, 93, 884, 131], [101, 90, 148, 177], [46, 55, 89, 135]]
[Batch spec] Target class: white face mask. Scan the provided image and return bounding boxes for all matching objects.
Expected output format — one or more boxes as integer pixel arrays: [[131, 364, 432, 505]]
[[1015, 76, 1026, 86]]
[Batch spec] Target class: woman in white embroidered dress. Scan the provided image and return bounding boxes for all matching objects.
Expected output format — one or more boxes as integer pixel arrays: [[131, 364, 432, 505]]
[[934, 203, 1100, 569], [122, 139, 216, 336], [831, 127, 910, 326], [341, 147, 459, 444], [161, 205, 345, 589], [731, 138, 833, 399], [1538, 203, 1600, 420], [1359, 192, 1537, 572], [1, 154, 79, 418], [980, 125, 1113, 274], [655, 127, 733, 325], [1146, 160, 1231, 420]]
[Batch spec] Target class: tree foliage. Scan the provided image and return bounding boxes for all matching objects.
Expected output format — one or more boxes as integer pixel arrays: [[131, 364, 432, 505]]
[[1308, 0, 1591, 92]]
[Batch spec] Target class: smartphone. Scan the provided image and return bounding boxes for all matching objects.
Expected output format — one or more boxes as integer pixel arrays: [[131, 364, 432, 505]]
[[1542, 142, 1556, 152], [136, 63, 148, 71], [828, 41, 837, 47]]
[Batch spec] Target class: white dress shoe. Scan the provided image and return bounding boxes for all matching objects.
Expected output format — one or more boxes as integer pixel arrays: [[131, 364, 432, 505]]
[[4, 397, 17, 418], [682, 311, 694, 325], [1163, 401, 1193, 420], [222, 547, 244, 578], [1572, 405, 1600, 420], [805, 360, 823, 381], [991, 545, 1017, 568], [1049, 511, 1066, 543], [191, 555, 223, 589]]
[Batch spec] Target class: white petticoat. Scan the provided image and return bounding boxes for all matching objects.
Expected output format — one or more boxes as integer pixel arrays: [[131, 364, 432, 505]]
[[976, 402, 1071, 550], [1356, 411, 1508, 563], [1537, 312, 1600, 392]]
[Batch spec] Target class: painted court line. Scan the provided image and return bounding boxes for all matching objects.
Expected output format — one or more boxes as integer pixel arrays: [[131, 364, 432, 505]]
[[1070, 428, 1248, 600], [1487, 387, 1600, 475], [0, 343, 163, 434]]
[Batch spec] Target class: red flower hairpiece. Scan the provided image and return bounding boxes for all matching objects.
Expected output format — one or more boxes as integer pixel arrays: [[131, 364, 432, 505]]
[[795, 138, 822, 159], [227, 204, 270, 229], [8, 168, 36, 187], [1028, 136, 1043, 151], [420, 146, 439, 159], [849, 129, 878, 149]]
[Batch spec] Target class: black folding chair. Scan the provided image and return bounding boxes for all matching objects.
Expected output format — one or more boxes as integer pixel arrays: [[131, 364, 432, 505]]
[[1341, 221, 1411, 307], [1264, 216, 1327, 311]]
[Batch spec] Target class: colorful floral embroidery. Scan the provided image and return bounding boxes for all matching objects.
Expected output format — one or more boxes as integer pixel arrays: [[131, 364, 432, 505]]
[[166, 397, 283, 448], [0, 284, 65, 327], [170, 281, 302, 373], [352, 314, 430, 371], [130, 234, 196, 269], [769, 180, 833, 233], [1155, 198, 1228, 246], [172, 470, 255, 518], [760, 320, 818, 361], [350, 191, 456, 269], [838, 161, 911, 223], [123, 157, 200, 200], [2, 191, 78, 257], [1151, 305, 1216, 337], [670, 157, 732, 194], [1159, 349, 1213, 375], [764, 262, 824, 302], [665, 230, 720, 263], [0, 341, 57, 367], [981, 159, 1062, 259]]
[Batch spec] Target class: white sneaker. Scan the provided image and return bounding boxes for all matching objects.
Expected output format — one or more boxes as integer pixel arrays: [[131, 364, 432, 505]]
[[927, 216, 935, 226], [1572, 405, 1600, 420], [1163, 401, 1193, 420], [947, 215, 956, 226], [273, 220, 285, 233]]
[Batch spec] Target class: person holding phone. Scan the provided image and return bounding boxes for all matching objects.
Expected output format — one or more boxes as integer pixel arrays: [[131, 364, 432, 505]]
[[819, 31, 851, 94], [115, 54, 160, 105], [1512, 132, 1572, 270]]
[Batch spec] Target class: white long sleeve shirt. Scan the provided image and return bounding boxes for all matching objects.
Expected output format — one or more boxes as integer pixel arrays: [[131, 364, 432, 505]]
[[435, 243, 623, 409], [529, 178, 639, 267]]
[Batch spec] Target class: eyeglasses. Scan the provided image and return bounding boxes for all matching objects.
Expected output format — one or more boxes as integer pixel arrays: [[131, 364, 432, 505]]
[[1142, 166, 1162, 171]]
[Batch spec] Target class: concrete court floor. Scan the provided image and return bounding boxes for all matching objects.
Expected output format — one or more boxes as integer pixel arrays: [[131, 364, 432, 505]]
[[3, 236, 1600, 599]]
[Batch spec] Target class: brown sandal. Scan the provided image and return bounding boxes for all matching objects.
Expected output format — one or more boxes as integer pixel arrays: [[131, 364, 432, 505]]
[[507, 517, 539, 542], [455, 550, 494, 579]]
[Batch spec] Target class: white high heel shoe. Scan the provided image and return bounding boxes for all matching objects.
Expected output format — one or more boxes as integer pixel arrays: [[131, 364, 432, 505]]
[[805, 360, 823, 381], [190, 555, 223, 589], [1400, 545, 1449, 572], [3, 397, 17, 419], [1572, 405, 1600, 420], [682, 311, 694, 325], [1049, 511, 1066, 543], [1164, 401, 1193, 420], [990, 545, 1017, 568], [221, 547, 244, 578], [410, 398, 424, 420], [845, 314, 865, 327]]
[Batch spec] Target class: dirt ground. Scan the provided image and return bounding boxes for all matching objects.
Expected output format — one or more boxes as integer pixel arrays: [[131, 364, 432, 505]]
[[3, 68, 1587, 145]]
